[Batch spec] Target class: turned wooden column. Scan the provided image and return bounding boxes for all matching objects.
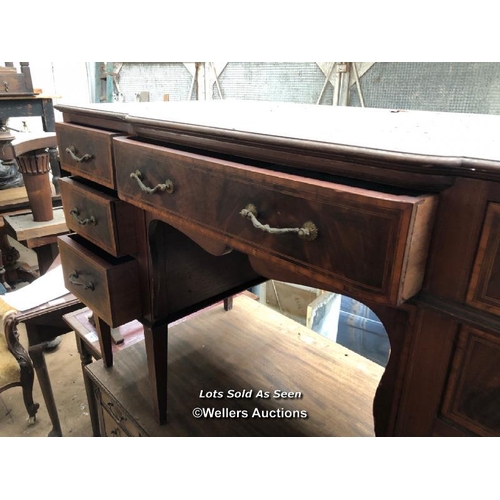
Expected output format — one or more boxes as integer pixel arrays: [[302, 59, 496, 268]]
[[16, 148, 53, 222]]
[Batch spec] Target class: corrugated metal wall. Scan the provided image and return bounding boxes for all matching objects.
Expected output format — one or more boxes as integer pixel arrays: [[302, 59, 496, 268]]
[[114, 62, 500, 115], [214, 62, 333, 104], [118, 62, 193, 102], [349, 62, 500, 114]]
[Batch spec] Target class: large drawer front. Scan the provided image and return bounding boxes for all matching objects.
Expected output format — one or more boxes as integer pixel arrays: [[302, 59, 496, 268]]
[[114, 137, 437, 306], [55, 122, 117, 189], [59, 177, 137, 257], [58, 234, 141, 327]]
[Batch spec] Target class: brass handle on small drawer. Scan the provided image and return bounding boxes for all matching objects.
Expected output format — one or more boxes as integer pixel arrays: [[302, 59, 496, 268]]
[[65, 145, 93, 163], [130, 170, 174, 194], [70, 208, 97, 226], [239, 204, 318, 241], [68, 271, 95, 291]]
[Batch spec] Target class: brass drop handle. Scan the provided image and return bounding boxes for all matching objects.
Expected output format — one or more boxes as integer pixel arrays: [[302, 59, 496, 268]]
[[70, 207, 97, 226], [66, 145, 93, 163], [107, 402, 126, 422], [3, 81, 9, 92], [239, 204, 318, 241], [68, 271, 94, 291], [130, 170, 174, 194]]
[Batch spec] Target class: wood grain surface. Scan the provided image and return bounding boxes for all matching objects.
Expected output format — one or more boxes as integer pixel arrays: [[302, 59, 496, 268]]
[[87, 295, 384, 437]]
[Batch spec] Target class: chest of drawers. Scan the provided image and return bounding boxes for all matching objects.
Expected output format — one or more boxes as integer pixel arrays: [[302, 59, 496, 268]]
[[54, 101, 500, 436]]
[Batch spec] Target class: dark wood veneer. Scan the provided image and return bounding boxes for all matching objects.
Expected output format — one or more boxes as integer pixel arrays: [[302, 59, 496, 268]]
[[55, 122, 118, 189]]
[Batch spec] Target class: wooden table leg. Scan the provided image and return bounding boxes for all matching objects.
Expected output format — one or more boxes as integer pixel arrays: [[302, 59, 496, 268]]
[[33, 243, 58, 275], [28, 341, 62, 437], [95, 316, 113, 368], [144, 323, 168, 425], [74, 335, 101, 437]]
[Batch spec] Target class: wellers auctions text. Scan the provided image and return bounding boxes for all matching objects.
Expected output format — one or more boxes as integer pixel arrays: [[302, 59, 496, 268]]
[[197, 407, 308, 419]]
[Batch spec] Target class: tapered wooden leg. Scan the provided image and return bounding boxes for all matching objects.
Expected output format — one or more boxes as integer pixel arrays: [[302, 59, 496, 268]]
[[75, 335, 101, 437], [29, 343, 61, 437], [95, 316, 113, 368], [143, 323, 168, 425], [33, 243, 58, 276], [223, 297, 233, 311]]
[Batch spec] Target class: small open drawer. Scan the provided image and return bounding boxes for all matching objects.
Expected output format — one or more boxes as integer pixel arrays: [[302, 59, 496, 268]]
[[56, 122, 119, 189], [59, 176, 137, 257], [58, 234, 141, 327]]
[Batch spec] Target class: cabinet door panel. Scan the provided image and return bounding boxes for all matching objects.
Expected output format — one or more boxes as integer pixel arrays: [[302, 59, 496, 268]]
[[442, 325, 500, 436], [467, 203, 500, 314]]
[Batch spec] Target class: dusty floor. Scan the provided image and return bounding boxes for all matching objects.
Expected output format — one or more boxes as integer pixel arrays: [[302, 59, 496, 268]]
[[0, 238, 92, 438]]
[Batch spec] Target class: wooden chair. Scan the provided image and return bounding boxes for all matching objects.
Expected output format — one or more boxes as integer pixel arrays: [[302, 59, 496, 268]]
[[1, 254, 81, 436], [0, 295, 39, 426]]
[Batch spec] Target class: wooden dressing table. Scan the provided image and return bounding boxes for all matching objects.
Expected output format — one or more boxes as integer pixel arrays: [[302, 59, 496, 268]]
[[54, 101, 500, 436]]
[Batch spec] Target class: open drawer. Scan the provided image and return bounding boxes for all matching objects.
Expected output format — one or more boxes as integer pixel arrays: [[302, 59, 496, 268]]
[[58, 234, 141, 327], [56, 122, 119, 189], [59, 176, 137, 257], [114, 137, 438, 306]]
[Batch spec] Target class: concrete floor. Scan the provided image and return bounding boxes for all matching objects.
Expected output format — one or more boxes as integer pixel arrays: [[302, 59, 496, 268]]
[[0, 238, 92, 437]]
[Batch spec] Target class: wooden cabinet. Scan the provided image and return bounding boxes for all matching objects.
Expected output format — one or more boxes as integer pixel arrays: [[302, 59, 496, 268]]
[[54, 101, 500, 436]]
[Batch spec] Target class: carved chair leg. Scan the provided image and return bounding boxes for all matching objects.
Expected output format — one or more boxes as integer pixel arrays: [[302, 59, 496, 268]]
[[19, 362, 40, 424], [5, 317, 40, 424]]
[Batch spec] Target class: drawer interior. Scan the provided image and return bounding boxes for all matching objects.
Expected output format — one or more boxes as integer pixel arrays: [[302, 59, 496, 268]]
[[60, 233, 136, 267]]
